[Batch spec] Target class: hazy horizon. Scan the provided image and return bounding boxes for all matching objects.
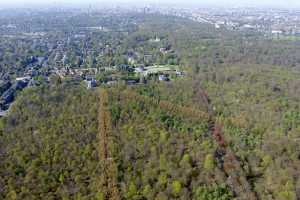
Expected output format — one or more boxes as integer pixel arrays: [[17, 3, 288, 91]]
[[1, 0, 300, 9]]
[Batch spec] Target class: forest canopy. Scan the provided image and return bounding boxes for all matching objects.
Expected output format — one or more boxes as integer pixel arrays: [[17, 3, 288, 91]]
[[1, 10, 300, 200]]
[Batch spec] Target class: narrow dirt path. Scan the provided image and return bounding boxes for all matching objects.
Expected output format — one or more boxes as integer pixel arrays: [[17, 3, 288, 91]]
[[98, 88, 120, 200], [119, 90, 210, 121], [110, 88, 258, 199], [197, 86, 258, 200]]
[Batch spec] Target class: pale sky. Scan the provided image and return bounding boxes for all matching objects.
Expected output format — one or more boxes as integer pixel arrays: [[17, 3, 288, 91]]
[[1, 0, 300, 8]]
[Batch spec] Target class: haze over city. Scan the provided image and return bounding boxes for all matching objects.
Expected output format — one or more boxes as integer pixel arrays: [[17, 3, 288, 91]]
[[1, 0, 300, 8]]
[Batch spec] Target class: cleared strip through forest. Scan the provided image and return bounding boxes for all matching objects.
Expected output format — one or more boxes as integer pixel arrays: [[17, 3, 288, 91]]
[[119, 88, 257, 200], [98, 88, 120, 200], [197, 87, 258, 200], [103, 88, 257, 199], [119, 90, 210, 122]]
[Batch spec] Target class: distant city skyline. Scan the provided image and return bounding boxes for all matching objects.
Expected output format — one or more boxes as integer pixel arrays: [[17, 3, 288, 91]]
[[1, 0, 300, 8]]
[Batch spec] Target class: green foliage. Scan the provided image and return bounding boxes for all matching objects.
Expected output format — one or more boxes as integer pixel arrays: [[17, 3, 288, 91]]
[[283, 111, 300, 133], [0, 85, 100, 199], [108, 87, 219, 199], [6, 190, 17, 200], [110, 103, 121, 124], [171, 180, 182, 196], [194, 185, 233, 200], [158, 173, 168, 186], [2, 65, 300, 199], [126, 182, 138, 199], [204, 154, 215, 170], [261, 155, 272, 168], [276, 181, 297, 200]]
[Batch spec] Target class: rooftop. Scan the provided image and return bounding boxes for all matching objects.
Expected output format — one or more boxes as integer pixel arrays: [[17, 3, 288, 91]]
[[0, 110, 8, 117]]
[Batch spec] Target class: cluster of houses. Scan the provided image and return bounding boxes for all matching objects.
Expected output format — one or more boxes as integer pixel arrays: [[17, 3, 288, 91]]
[[134, 65, 184, 77], [0, 76, 37, 117], [0, 61, 185, 117], [54, 67, 99, 79], [53, 63, 185, 89]]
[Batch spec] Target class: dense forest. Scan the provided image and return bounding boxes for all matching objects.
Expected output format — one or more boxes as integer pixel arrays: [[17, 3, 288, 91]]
[[1, 11, 300, 200]]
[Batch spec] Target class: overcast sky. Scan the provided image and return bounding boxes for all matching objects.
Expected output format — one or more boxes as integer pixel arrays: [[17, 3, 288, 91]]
[[1, 0, 300, 8]]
